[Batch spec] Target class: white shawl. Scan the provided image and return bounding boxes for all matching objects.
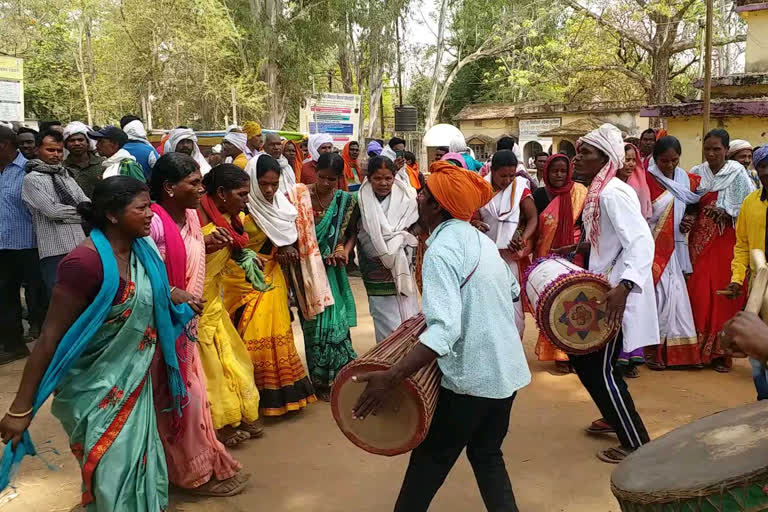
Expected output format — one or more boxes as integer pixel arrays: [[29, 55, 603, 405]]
[[102, 148, 136, 179], [277, 154, 297, 193], [245, 154, 299, 247], [691, 159, 756, 218], [164, 128, 212, 175], [647, 158, 700, 273], [479, 175, 529, 248], [358, 179, 419, 296]]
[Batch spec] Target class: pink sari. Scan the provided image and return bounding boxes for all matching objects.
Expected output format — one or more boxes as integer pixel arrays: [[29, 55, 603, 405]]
[[150, 207, 241, 488]]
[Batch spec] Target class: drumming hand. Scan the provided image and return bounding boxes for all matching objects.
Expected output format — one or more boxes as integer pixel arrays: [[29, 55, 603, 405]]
[[722, 312, 768, 360], [598, 285, 630, 327], [723, 282, 743, 299], [352, 370, 397, 420]]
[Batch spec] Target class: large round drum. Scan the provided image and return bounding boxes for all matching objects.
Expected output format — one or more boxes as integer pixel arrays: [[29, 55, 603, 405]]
[[331, 314, 441, 456], [525, 256, 618, 354], [612, 401, 768, 511]]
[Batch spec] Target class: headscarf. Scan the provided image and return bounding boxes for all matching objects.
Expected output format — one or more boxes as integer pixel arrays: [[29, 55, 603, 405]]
[[342, 141, 360, 182], [753, 145, 768, 169], [624, 144, 652, 219], [580, 123, 625, 249], [440, 152, 468, 169], [691, 159, 756, 218], [448, 133, 468, 153], [242, 121, 262, 139], [308, 133, 333, 162], [728, 139, 753, 158], [358, 174, 419, 296], [223, 131, 249, 156], [427, 161, 494, 221], [123, 119, 153, 147], [366, 140, 383, 156], [165, 128, 212, 175], [543, 154, 577, 249], [245, 154, 299, 247], [283, 139, 304, 181], [63, 121, 89, 142], [647, 157, 700, 273]]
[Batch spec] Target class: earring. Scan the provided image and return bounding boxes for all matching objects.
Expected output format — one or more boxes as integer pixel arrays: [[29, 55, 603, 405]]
[[169, 191, 174, 197]]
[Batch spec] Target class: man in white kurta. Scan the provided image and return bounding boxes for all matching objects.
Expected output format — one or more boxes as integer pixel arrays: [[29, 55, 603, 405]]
[[573, 124, 657, 463]]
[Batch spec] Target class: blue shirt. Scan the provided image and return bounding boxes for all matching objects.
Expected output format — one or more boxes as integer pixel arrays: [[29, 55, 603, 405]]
[[419, 219, 531, 399], [122, 141, 158, 180], [0, 152, 35, 250]]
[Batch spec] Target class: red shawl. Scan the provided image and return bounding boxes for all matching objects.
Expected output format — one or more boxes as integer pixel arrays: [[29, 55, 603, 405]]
[[544, 154, 576, 249], [198, 194, 249, 249]]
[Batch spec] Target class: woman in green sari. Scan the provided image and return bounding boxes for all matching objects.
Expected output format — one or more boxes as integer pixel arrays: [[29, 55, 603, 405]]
[[0, 177, 201, 511], [303, 152, 358, 400]]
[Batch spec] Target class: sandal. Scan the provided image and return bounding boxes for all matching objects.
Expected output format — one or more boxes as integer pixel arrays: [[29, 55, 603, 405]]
[[713, 358, 731, 373], [239, 419, 264, 439], [554, 361, 572, 375], [180, 473, 251, 497], [597, 445, 634, 464], [216, 426, 250, 448], [586, 418, 616, 435], [622, 366, 640, 379], [315, 386, 331, 402]]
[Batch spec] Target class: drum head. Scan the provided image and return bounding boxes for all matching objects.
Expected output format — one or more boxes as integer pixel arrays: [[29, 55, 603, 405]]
[[612, 401, 768, 504], [331, 362, 426, 457], [538, 273, 618, 355]]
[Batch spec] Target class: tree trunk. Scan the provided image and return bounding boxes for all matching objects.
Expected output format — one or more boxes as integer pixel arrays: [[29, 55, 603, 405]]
[[74, 24, 93, 125], [425, 0, 449, 131]]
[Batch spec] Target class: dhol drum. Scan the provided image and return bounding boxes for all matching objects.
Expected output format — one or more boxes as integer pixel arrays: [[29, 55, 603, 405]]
[[525, 256, 619, 355], [331, 314, 441, 456], [612, 401, 768, 511]]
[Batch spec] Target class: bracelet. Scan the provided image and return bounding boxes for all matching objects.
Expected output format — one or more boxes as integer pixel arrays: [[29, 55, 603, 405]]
[[6, 407, 33, 418], [170, 286, 177, 294]]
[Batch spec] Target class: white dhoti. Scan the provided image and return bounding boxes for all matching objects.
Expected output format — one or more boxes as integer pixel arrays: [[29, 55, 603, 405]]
[[368, 294, 421, 343]]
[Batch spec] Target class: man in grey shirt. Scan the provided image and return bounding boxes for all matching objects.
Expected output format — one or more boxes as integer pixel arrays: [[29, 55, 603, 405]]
[[22, 129, 88, 294]]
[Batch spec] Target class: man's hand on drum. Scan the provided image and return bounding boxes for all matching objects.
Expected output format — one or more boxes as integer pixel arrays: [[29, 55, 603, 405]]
[[722, 312, 768, 360], [599, 284, 631, 326], [352, 370, 397, 420]]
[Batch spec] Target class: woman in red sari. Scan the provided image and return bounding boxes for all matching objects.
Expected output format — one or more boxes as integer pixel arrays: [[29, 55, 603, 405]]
[[531, 154, 587, 373], [687, 129, 755, 372]]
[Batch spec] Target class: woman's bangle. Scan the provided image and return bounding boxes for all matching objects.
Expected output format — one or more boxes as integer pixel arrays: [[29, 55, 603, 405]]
[[170, 286, 177, 295], [7, 407, 33, 418]]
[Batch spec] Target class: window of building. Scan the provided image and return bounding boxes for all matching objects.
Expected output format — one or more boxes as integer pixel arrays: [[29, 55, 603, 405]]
[[474, 120, 483, 127]]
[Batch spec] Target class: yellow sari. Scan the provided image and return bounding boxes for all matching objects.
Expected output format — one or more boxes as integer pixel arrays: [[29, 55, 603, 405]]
[[197, 221, 261, 429], [222, 215, 316, 416]]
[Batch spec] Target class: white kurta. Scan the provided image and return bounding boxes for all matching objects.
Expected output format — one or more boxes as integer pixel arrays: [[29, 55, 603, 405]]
[[649, 190, 697, 348], [587, 178, 659, 352]]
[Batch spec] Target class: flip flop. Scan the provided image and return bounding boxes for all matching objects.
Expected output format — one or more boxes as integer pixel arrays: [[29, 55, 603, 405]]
[[586, 418, 616, 435], [597, 446, 633, 464], [239, 419, 264, 439], [217, 427, 250, 447]]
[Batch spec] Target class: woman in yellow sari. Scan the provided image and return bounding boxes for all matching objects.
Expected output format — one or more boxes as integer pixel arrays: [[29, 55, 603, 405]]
[[531, 154, 588, 373], [197, 164, 262, 446], [223, 155, 316, 416]]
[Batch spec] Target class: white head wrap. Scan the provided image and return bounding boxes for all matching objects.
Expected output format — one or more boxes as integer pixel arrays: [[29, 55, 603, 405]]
[[449, 133, 468, 153], [308, 133, 334, 162], [580, 123, 625, 169], [63, 121, 89, 141], [223, 132, 249, 155], [123, 119, 153, 147], [728, 139, 753, 157], [165, 128, 212, 175], [244, 154, 298, 247]]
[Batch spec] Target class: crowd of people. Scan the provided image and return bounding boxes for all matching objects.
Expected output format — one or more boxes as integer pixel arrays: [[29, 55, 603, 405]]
[[0, 114, 765, 511]]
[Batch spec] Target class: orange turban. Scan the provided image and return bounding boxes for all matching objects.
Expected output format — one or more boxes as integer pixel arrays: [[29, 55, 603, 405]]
[[426, 161, 494, 221]]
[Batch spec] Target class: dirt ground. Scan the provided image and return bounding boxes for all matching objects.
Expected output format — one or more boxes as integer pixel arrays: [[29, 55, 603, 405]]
[[0, 277, 758, 512]]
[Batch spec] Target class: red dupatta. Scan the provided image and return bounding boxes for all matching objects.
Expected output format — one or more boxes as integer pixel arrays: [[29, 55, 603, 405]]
[[283, 139, 304, 183], [544, 154, 576, 249], [198, 194, 249, 249]]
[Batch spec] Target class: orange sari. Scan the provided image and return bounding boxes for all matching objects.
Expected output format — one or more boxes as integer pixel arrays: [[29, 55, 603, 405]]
[[283, 140, 304, 182], [533, 183, 587, 362]]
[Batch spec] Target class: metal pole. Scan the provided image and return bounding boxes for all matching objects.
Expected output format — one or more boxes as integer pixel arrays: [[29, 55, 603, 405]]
[[395, 18, 404, 106], [702, 0, 713, 152]]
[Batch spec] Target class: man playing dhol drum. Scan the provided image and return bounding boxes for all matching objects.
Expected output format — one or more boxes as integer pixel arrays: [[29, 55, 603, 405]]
[[352, 161, 531, 512], [573, 124, 659, 463]]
